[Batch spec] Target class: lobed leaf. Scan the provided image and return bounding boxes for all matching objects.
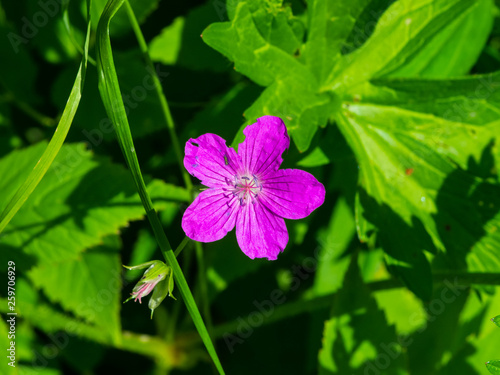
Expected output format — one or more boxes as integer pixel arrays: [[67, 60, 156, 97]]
[[0, 143, 189, 265], [28, 236, 122, 343], [336, 74, 500, 297]]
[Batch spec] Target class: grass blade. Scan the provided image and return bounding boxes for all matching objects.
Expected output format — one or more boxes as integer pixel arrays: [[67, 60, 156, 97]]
[[95, 1, 225, 373], [0, 0, 92, 234]]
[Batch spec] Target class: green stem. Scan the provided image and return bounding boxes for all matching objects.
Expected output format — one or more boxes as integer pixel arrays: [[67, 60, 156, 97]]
[[195, 241, 214, 334], [15, 99, 57, 127], [122, 2, 216, 353], [1, 87, 56, 127], [62, 0, 97, 66], [184, 272, 500, 343], [95, 1, 224, 372], [174, 236, 191, 257], [123, 1, 193, 195], [166, 242, 194, 342], [0, 0, 91, 234]]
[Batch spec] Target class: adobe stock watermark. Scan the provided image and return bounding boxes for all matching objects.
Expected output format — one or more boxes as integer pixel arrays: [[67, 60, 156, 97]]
[[361, 278, 468, 375], [223, 238, 335, 353], [7, 0, 69, 53], [51, 64, 170, 181]]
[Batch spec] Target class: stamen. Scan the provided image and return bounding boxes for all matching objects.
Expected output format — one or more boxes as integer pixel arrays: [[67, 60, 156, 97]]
[[228, 173, 263, 207]]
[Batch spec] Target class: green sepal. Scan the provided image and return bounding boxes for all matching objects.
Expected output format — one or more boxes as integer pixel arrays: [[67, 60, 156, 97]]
[[122, 260, 158, 271], [149, 270, 176, 319], [123, 260, 174, 308]]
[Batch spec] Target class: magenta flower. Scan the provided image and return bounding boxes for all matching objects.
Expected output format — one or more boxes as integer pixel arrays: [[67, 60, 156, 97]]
[[182, 116, 325, 260]]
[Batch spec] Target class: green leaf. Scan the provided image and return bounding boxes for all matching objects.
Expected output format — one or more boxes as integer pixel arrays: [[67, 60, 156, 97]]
[[52, 49, 171, 141], [312, 197, 355, 297], [149, 2, 229, 71], [126, 229, 158, 282], [202, 1, 336, 152], [0, 0, 91, 235], [2, 284, 174, 366], [487, 361, 500, 375], [203, 0, 490, 153], [335, 74, 500, 297], [324, 0, 480, 91], [26, 1, 79, 64], [318, 255, 406, 374], [28, 236, 122, 344], [0, 143, 189, 265], [388, 0, 494, 78], [0, 319, 17, 375], [303, 0, 372, 84], [90, 0, 159, 36], [95, 1, 225, 372], [492, 315, 500, 328], [433, 286, 500, 374], [297, 147, 330, 168], [373, 288, 424, 334]]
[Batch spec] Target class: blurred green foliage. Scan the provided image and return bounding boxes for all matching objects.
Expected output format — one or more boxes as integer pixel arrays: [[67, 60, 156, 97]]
[[1, 0, 500, 374]]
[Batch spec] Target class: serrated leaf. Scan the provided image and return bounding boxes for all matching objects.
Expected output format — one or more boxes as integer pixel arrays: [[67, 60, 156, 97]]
[[203, 0, 488, 153], [202, 1, 335, 152], [492, 315, 500, 328], [0, 143, 189, 265], [324, 0, 480, 91], [388, 0, 494, 78], [28, 236, 122, 343], [335, 74, 500, 297], [487, 361, 500, 375], [303, 0, 372, 84]]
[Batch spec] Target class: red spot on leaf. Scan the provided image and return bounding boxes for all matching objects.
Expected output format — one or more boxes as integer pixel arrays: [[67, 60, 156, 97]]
[[405, 168, 414, 176]]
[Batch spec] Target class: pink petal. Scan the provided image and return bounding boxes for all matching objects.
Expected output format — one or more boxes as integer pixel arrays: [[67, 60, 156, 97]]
[[133, 283, 155, 303], [235, 202, 288, 260], [260, 169, 325, 220], [182, 188, 239, 242], [184, 133, 242, 188], [238, 116, 290, 179]]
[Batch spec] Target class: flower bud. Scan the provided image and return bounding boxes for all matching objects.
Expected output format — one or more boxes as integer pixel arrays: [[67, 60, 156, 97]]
[[123, 260, 176, 318]]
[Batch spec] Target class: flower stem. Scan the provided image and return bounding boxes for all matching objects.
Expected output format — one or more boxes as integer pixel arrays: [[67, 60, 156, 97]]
[[174, 236, 191, 257], [1, 87, 56, 127], [182, 272, 500, 344], [96, 1, 224, 372], [123, 1, 193, 195], [195, 241, 214, 335]]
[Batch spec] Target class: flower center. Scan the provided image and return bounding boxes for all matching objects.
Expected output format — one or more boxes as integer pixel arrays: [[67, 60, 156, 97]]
[[231, 174, 262, 206]]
